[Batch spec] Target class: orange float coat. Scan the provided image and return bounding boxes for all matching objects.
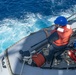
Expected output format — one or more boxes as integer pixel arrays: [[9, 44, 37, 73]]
[[53, 25, 73, 46]]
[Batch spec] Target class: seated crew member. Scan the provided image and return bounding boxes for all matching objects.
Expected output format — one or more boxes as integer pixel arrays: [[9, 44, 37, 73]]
[[19, 16, 73, 67]]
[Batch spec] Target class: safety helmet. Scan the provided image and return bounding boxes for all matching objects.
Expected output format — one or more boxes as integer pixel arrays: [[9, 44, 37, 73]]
[[54, 16, 68, 26]]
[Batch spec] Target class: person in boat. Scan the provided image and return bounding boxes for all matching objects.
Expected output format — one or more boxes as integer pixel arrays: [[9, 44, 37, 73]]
[[19, 16, 73, 67], [44, 16, 73, 66]]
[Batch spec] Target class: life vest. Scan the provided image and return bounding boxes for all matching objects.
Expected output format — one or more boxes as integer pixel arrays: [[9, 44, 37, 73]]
[[53, 25, 73, 46]]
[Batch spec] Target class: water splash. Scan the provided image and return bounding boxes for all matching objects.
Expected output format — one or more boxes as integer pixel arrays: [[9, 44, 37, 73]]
[[0, 13, 51, 53], [0, 3, 76, 53]]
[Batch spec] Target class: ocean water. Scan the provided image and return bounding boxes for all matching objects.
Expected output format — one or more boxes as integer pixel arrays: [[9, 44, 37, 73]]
[[0, 0, 76, 53]]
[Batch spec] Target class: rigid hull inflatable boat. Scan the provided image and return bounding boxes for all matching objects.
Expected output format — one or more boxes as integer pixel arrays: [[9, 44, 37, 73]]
[[1, 15, 76, 75]]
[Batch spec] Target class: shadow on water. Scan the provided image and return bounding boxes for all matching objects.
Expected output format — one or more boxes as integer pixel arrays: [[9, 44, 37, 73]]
[[0, 0, 76, 20]]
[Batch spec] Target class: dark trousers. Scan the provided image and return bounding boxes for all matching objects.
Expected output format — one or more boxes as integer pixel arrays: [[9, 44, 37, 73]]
[[46, 43, 67, 62]]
